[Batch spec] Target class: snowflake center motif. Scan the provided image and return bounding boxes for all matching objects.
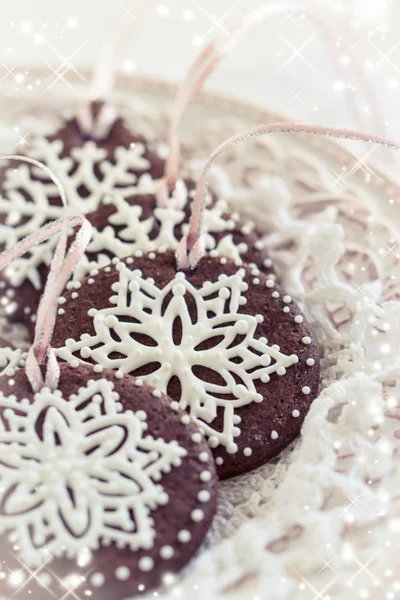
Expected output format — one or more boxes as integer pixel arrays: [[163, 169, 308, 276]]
[[0, 379, 187, 567], [57, 264, 298, 452]]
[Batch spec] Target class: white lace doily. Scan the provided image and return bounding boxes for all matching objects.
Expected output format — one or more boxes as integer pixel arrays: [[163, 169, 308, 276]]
[[0, 72, 399, 600]]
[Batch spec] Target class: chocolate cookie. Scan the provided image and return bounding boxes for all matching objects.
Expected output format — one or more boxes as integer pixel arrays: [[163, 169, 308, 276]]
[[0, 170, 275, 339], [53, 250, 320, 479], [0, 362, 217, 599], [72, 179, 276, 281], [0, 100, 165, 330]]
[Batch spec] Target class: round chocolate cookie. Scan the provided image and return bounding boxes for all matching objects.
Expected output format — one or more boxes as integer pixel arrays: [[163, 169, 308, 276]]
[[0, 100, 165, 331], [71, 179, 276, 281], [53, 250, 320, 479], [0, 362, 217, 599], [0, 169, 275, 339]]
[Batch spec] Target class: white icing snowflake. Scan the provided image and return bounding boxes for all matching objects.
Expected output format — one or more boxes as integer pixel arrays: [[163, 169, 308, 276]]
[[71, 194, 249, 282], [0, 378, 186, 566], [56, 265, 298, 451], [0, 137, 155, 290], [0, 346, 25, 377]]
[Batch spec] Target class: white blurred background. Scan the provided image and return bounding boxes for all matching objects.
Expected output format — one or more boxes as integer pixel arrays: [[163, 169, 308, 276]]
[[0, 0, 399, 139]]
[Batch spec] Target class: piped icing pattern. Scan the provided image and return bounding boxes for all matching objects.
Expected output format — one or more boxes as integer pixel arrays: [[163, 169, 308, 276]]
[[73, 190, 275, 285], [53, 251, 319, 478], [0, 344, 26, 377], [0, 136, 274, 330], [0, 363, 217, 598], [0, 377, 186, 565], [58, 263, 295, 451]]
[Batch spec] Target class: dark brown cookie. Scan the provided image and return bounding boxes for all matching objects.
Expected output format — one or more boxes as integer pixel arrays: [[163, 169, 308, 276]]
[[0, 175, 275, 340], [0, 362, 217, 599], [0, 101, 165, 332], [53, 250, 320, 479]]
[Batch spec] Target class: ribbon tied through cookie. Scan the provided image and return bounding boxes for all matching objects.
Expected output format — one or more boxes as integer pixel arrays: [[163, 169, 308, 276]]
[[0, 155, 92, 391]]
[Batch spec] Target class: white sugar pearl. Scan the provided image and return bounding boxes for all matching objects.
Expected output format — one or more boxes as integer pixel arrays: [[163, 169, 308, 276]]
[[272, 291, 280, 298], [271, 430, 279, 440], [200, 470, 212, 482], [178, 530, 191, 543], [306, 358, 315, 366], [191, 509, 204, 522], [235, 319, 249, 334], [264, 258, 273, 268], [139, 557, 154, 572], [302, 336, 311, 345], [294, 315, 304, 324], [215, 457, 224, 465], [94, 364, 103, 373], [197, 490, 211, 503], [181, 414, 191, 425], [219, 287, 230, 299], [173, 283, 186, 296], [105, 315, 118, 328], [266, 279, 274, 288], [302, 386, 311, 395], [160, 545, 174, 560], [192, 433, 202, 443], [283, 306, 290, 313], [292, 409, 300, 418], [283, 295, 292, 303], [277, 367, 286, 376], [80, 346, 91, 359], [243, 447, 252, 457], [115, 566, 130, 581], [199, 452, 209, 462]]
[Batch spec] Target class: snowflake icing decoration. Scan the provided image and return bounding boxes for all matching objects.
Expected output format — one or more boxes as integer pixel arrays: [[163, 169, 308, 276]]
[[73, 194, 249, 282], [57, 265, 298, 452], [0, 346, 25, 377], [0, 378, 187, 566], [0, 137, 154, 289]]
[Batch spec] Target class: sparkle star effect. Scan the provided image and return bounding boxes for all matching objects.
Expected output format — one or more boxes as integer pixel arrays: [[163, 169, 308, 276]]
[[368, 39, 400, 77], [120, 2, 140, 21], [347, 549, 382, 587], [330, 146, 376, 190], [381, 241, 399, 259], [42, 41, 87, 96], [298, 573, 338, 600], [195, 1, 241, 41], [279, 35, 317, 73]]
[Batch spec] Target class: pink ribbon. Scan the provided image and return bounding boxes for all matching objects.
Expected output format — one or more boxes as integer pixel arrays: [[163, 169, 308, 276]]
[[0, 156, 92, 391], [164, 1, 386, 196], [75, 2, 156, 140], [176, 123, 400, 271]]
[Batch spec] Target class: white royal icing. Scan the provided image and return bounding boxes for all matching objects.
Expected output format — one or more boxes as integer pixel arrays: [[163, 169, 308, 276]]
[[72, 193, 258, 283], [0, 377, 187, 567], [0, 136, 154, 290], [0, 346, 25, 377], [0, 127, 269, 295], [56, 263, 298, 452]]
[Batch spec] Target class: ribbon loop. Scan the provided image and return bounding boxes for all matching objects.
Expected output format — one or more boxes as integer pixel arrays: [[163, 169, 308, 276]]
[[0, 156, 92, 392], [178, 123, 400, 271], [165, 1, 386, 194]]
